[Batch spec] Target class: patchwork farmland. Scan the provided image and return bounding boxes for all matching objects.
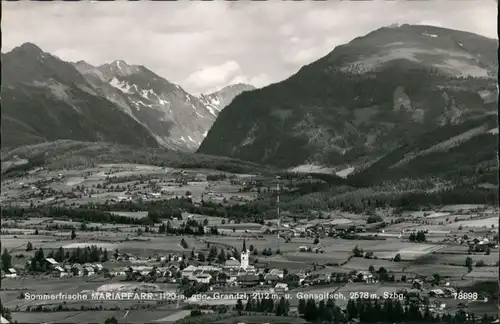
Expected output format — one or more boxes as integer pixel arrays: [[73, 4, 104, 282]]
[[1, 163, 498, 323]]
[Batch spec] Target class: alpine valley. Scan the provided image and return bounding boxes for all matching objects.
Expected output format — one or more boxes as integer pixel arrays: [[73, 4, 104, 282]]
[[1, 43, 254, 151], [1, 24, 498, 190], [1, 20, 499, 324]]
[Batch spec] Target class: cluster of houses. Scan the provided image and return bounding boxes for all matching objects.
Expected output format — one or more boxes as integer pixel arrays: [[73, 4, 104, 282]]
[[444, 232, 498, 248], [29, 258, 106, 278], [123, 240, 278, 288], [429, 287, 457, 298]]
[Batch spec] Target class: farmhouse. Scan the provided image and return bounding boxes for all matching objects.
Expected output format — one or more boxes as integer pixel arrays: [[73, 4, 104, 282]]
[[181, 265, 198, 277], [93, 263, 104, 272], [196, 265, 221, 272], [187, 181, 208, 186], [44, 258, 59, 270], [429, 289, 445, 297], [149, 192, 161, 198], [264, 274, 280, 283], [84, 266, 95, 276], [298, 245, 308, 252], [52, 266, 68, 278], [269, 269, 284, 278], [274, 283, 289, 293], [71, 264, 84, 276], [313, 273, 331, 284], [5, 268, 17, 278], [195, 273, 212, 284]]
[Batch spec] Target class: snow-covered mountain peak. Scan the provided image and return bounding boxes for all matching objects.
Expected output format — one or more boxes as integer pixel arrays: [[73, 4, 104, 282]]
[[70, 57, 255, 151], [198, 83, 256, 117], [98, 60, 142, 80]]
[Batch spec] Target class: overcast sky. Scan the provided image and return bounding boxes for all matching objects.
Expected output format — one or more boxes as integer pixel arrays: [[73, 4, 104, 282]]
[[2, 1, 497, 94]]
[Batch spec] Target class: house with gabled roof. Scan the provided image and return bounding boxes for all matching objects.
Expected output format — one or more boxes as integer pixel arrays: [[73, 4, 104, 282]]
[[5, 268, 17, 278], [52, 266, 68, 278], [44, 258, 59, 270]]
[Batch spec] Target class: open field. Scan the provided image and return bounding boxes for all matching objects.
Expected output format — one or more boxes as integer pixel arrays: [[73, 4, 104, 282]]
[[283, 251, 351, 264], [433, 253, 499, 266], [110, 211, 148, 219], [375, 244, 447, 260], [1, 162, 262, 208], [254, 256, 312, 271], [464, 267, 499, 280], [205, 237, 320, 253], [341, 257, 411, 272], [439, 205, 487, 212], [447, 217, 499, 228], [404, 264, 468, 278]]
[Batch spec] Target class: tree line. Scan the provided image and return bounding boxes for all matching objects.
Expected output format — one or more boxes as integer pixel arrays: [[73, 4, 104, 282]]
[[2, 244, 110, 273], [229, 296, 496, 323]]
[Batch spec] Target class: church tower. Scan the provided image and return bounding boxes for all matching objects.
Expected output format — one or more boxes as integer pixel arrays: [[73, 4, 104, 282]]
[[240, 238, 249, 270]]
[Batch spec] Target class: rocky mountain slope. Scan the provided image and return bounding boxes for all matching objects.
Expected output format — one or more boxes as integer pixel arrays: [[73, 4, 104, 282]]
[[73, 60, 217, 151], [199, 83, 256, 117], [198, 25, 498, 171], [350, 114, 498, 185], [1, 43, 159, 149], [2, 43, 254, 152]]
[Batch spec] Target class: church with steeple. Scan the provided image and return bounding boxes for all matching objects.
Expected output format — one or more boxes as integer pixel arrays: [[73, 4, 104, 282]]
[[240, 238, 249, 270]]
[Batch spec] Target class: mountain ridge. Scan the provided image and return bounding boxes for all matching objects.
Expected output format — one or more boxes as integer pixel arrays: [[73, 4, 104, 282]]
[[199, 83, 256, 116], [2, 43, 255, 151], [1, 43, 160, 149], [198, 24, 498, 172]]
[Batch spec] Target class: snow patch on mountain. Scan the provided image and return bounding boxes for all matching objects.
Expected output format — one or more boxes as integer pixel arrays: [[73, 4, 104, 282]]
[[74, 59, 254, 151], [109, 78, 133, 94], [198, 83, 256, 117], [204, 105, 217, 117]]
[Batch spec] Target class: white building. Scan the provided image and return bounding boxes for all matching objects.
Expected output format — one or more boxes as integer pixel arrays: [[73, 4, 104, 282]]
[[274, 283, 289, 292], [269, 269, 284, 279], [181, 265, 198, 277], [195, 273, 212, 284], [240, 239, 249, 270], [5, 268, 17, 278], [52, 266, 67, 278], [84, 267, 95, 276]]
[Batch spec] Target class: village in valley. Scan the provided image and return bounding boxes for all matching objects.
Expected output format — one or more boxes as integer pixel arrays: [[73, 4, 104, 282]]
[[0, 163, 498, 324]]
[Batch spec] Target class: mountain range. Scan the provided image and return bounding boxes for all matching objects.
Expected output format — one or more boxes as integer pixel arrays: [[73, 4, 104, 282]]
[[198, 24, 498, 180], [1, 43, 254, 151], [2, 24, 498, 187]]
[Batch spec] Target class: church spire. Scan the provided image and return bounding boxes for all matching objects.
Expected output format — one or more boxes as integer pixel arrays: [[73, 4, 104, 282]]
[[242, 238, 247, 252]]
